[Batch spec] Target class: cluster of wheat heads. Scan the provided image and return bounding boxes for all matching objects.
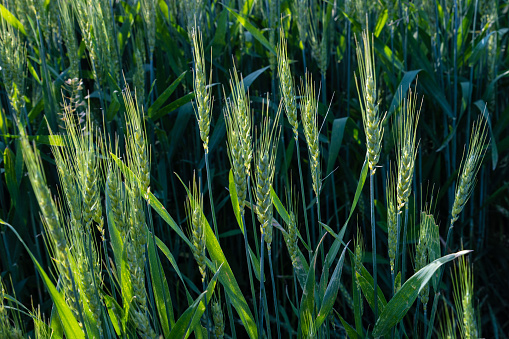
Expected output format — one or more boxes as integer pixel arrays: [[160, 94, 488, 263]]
[[0, 8, 498, 339]]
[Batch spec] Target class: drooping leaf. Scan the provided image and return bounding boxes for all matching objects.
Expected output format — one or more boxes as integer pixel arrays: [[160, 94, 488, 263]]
[[148, 71, 187, 118], [386, 70, 422, 119], [1, 220, 84, 339], [223, 5, 276, 55], [148, 233, 174, 336], [315, 244, 349, 329], [372, 250, 472, 336], [0, 4, 26, 35]]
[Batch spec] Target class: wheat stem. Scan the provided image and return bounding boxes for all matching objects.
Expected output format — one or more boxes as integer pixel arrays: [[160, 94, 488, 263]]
[[268, 249, 281, 339], [370, 172, 378, 320], [296, 141, 311, 258], [205, 151, 219, 243], [259, 233, 266, 337]]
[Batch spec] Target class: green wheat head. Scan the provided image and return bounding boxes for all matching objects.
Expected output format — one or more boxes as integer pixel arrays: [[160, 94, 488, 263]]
[[277, 28, 299, 138], [355, 30, 383, 174], [254, 100, 281, 250], [301, 73, 321, 196], [186, 175, 208, 282], [396, 87, 421, 213], [451, 118, 489, 226], [191, 26, 213, 152]]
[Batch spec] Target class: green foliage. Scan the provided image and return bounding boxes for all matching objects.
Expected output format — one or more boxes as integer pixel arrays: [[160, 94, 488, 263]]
[[0, 0, 507, 338]]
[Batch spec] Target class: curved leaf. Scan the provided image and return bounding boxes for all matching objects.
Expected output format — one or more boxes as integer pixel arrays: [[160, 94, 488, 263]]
[[372, 250, 472, 337], [223, 6, 276, 55], [315, 244, 349, 329], [1, 220, 84, 339], [0, 4, 26, 35]]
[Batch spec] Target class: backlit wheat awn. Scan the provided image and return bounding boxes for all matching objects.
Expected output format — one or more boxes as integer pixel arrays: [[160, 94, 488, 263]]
[[395, 87, 421, 281], [446, 117, 488, 252], [278, 30, 312, 252], [355, 28, 384, 318]]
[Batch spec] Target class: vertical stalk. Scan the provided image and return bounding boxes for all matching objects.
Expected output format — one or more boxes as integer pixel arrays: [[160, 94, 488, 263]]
[[248, 180, 260, 256], [150, 52, 156, 105], [321, 72, 326, 105], [259, 233, 266, 337], [268, 249, 281, 339], [203, 278, 211, 339], [205, 151, 219, 241], [225, 294, 236, 338], [296, 141, 311, 258], [302, 48, 307, 72], [413, 300, 420, 338], [424, 305, 428, 337], [371, 172, 378, 320], [426, 292, 440, 339], [401, 205, 409, 281], [242, 213, 259, 327]]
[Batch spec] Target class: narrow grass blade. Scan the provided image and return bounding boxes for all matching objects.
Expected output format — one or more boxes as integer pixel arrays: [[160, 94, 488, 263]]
[[103, 295, 123, 336], [355, 263, 388, 314], [386, 70, 422, 119], [148, 71, 187, 118], [0, 4, 26, 35], [372, 250, 473, 337], [169, 265, 222, 339], [315, 244, 348, 329], [298, 234, 328, 336], [337, 312, 359, 339], [150, 93, 195, 121], [148, 233, 174, 336], [326, 117, 350, 175], [111, 153, 192, 248], [1, 220, 85, 339], [178, 175, 258, 338], [223, 5, 276, 55]]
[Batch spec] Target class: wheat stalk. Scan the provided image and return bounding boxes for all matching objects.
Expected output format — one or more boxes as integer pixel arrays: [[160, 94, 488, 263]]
[[254, 101, 281, 250], [453, 256, 478, 339], [450, 118, 488, 227], [300, 73, 321, 198], [386, 166, 397, 280], [355, 31, 383, 175], [395, 87, 421, 213], [192, 27, 213, 152], [277, 29, 299, 137], [186, 176, 208, 282]]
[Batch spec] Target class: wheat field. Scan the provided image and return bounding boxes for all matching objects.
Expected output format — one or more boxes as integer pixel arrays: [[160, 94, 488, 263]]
[[0, 0, 507, 338]]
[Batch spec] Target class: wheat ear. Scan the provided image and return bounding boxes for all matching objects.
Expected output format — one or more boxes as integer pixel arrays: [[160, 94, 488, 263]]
[[453, 256, 478, 339], [186, 176, 208, 282], [212, 300, 225, 339], [450, 118, 488, 226], [355, 30, 383, 174], [277, 28, 299, 137], [300, 73, 321, 197], [191, 27, 213, 152], [254, 101, 281, 250]]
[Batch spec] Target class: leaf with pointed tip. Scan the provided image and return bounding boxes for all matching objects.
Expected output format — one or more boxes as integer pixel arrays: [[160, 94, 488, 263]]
[[298, 234, 327, 337], [169, 265, 222, 339], [372, 250, 472, 337], [1, 220, 84, 339], [223, 6, 276, 55], [0, 4, 26, 35], [148, 71, 187, 118], [316, 244, 349, 329]]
